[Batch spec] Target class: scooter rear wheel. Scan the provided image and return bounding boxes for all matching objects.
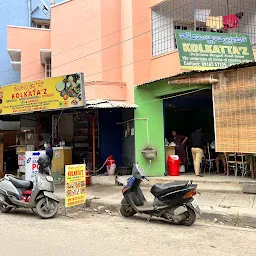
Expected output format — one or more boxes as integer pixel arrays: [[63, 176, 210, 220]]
[[36, 197, 59, 219], [0, 203, 12, 213], [120, 205, 136, 217], [180, 208, 196, 226]]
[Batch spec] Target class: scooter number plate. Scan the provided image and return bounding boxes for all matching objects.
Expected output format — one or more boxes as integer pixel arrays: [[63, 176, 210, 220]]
[[191, 199, 198, 209]]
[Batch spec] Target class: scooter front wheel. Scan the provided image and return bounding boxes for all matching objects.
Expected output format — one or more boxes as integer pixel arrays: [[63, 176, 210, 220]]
[[36, 197, 59, 219], [120, 205, 136, 217]]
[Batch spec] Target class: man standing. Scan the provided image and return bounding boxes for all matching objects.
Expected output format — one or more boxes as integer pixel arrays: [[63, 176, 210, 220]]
[[44, 142, 53, 169], [190, 128, 206, 177]]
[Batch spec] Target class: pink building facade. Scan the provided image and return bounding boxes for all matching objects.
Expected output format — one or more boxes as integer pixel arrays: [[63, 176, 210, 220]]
[[6, 0, 194, 103], [6, 0, 256, 176], [7, 0, 256, 101]]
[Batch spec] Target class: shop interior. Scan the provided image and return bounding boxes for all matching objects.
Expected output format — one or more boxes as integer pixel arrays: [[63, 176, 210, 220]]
[[0, 108, 135, 179], [164, 89, 215, 173]]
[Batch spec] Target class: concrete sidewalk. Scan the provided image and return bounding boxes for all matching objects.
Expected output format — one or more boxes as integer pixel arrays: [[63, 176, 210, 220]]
[[91, 174, 256, 194], [55, 184, 256, 228]]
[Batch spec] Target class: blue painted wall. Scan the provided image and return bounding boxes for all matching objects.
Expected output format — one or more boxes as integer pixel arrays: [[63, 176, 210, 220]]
[[98, 109, 123, 168], [0, 0, 62, 86]]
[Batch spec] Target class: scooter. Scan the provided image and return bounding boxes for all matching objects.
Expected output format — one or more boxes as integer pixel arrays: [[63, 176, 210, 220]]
[[120, 164, 201, 226], [0, 156, 59, 219]]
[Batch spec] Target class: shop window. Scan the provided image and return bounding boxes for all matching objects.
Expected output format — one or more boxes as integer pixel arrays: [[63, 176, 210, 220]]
[[45, 58, 51, 78]]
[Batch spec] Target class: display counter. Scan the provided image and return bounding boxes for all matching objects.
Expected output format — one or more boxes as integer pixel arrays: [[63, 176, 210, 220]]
[[52, 147, 72, 175]]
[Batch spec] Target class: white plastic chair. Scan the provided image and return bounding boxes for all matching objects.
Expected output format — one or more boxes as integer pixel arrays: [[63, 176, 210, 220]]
[[204, 144, 215, 174], [236, 153, 249, 177], [225, 153, 237, 176]]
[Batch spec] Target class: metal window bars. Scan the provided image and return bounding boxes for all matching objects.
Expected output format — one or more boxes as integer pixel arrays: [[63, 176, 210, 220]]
[[152, 0, 256, 56]]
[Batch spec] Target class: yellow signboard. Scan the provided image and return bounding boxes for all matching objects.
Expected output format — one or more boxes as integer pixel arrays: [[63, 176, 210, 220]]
[[0, 73, 85, 115], [65, 164, 86, 208]]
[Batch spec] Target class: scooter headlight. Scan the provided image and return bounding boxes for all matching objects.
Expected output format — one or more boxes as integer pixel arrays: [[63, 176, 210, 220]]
[[46, 176, 54, 182]]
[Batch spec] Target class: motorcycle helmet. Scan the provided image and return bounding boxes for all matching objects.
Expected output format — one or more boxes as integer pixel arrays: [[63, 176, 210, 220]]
[[37, 154, 50, 169]]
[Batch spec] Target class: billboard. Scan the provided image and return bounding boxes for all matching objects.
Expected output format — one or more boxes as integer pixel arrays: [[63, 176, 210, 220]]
[[0, 73, 85, 115], [175, 30, 255, 70]]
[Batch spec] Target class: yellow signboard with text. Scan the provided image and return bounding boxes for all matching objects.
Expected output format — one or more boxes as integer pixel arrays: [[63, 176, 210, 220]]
[[65, 164, 86, 208], [0, 73, 85, 115]]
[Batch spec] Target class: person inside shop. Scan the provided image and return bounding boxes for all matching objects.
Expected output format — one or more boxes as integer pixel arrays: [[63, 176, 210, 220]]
[[44, 142, 53, 169], [170, 131, 188, 168], [210, 141, 227, 175], [189, 127, 206, 177]]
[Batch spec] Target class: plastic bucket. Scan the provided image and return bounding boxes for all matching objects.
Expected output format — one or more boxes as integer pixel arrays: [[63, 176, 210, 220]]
[[167, 155, 180, 176]]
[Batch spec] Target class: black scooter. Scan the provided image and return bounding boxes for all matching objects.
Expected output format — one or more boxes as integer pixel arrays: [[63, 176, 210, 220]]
[[120, 164, 201, 226]]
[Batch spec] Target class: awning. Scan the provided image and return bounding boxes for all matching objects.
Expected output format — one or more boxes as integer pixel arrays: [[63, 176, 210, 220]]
[[7, 48, 21, 61], [40, 49, 51, 64], [85, 100, 138, 109], [7, 49, 21, 71]]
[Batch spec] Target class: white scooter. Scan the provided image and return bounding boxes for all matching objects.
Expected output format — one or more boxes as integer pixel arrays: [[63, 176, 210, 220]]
[[0, 155, 59, 219]]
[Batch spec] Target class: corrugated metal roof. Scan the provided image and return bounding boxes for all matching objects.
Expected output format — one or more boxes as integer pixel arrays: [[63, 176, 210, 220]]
[[136, 61, 256, 87], [85, 100, 138, 109]]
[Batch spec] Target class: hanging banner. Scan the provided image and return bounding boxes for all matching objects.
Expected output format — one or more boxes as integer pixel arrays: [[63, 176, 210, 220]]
[[65, 164, 86, 208], [52, 115, 59, 146], [25, 151, 46, 183], [175, 30, 255, 70], [0, 73, 85, 115]]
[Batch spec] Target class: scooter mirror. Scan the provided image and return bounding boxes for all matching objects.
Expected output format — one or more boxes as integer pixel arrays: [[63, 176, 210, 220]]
[[135, 164, 146, 177]]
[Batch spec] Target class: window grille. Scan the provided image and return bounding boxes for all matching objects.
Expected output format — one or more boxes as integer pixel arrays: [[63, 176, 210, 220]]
[[152, 0, 256, 57]]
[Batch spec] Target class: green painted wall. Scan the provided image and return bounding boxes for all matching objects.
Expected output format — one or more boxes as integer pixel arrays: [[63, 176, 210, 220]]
[[134, 84, 165, 176], [134, 79, 210, 176]]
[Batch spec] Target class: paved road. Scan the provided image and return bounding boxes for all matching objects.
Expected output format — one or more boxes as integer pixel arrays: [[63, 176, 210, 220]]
[[0, 208, 256, 256]]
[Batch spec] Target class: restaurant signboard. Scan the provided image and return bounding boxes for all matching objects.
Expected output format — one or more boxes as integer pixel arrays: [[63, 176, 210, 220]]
[[175, 30, 255, 70], [65, 164, 86, 208], [0, 73, 85, 115]]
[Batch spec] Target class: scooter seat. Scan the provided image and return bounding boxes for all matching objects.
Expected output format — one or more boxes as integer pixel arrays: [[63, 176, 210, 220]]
[[8, 176, 33, 190], [151, 181, 189, 197]]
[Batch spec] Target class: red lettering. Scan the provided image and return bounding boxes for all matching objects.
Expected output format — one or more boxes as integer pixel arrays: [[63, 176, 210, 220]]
[[32, 164, 39, 170], [43, 88, 47, 95], [29, 91, 32, 97], [16, 93, 19, 98], [12, 94, 15, 99], [37, 90, 41, 96]]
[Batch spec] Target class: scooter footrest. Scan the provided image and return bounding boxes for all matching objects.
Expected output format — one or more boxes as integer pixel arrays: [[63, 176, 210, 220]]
[[136, 202, 154, 212]]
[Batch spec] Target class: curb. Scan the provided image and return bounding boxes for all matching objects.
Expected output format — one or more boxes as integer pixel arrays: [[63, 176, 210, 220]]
[[57, 196, 256, 228], [87, 198, 256, 228]]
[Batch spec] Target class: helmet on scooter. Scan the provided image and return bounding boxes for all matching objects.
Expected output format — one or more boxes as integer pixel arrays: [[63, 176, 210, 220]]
[[37, 154, 51, 169]]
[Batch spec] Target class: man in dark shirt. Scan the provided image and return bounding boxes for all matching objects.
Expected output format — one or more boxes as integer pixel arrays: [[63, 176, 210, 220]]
[[45, 142, 53, 169], [189, 128, 206, 177]]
